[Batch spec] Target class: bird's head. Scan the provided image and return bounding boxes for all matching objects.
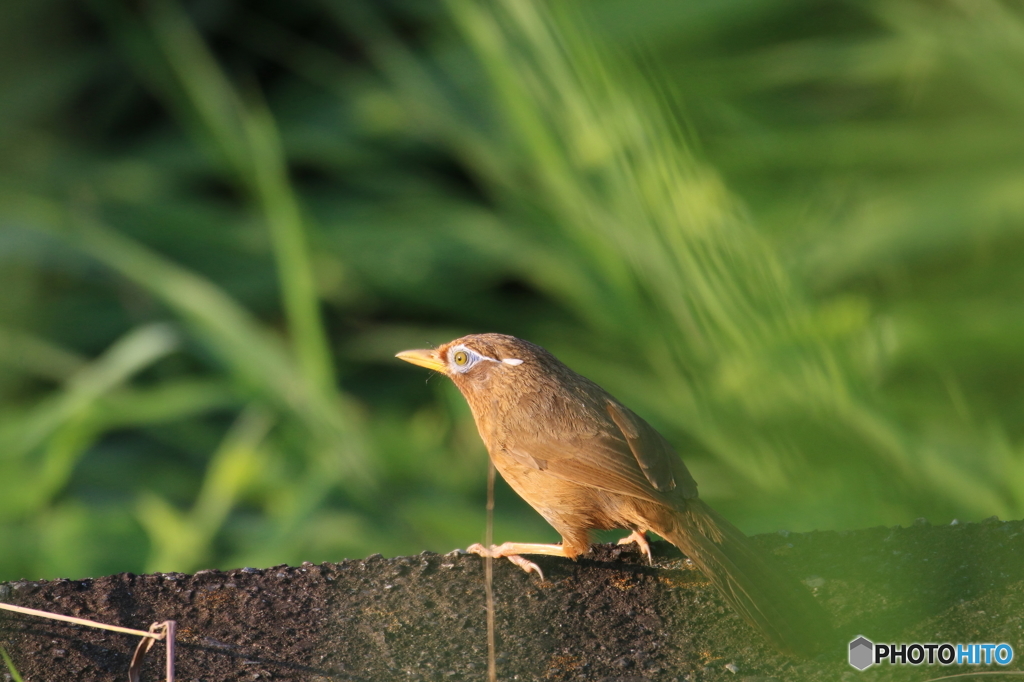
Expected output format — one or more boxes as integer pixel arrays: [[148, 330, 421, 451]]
[[395, 333, 553, 398]]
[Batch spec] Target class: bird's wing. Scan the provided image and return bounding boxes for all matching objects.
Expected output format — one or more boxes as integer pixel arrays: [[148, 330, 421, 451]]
[[502, 400, 698, 502], [605, 400, 697, 496]]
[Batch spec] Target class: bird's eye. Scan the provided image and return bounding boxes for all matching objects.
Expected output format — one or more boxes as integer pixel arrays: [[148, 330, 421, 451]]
[[453, 351, 469, 366]]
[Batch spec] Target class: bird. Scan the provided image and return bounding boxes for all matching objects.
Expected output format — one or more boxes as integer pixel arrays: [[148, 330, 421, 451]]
[[396, 333, 833, 656]]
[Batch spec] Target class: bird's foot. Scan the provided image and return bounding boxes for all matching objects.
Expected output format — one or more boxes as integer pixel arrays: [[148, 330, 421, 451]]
[[617, 530, 653, 565], [464, 541, 574, 580], [465, 542, 546, 580]]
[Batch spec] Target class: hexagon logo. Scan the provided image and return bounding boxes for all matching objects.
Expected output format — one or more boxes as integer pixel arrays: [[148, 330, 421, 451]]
[[849, 636, 874, 670]]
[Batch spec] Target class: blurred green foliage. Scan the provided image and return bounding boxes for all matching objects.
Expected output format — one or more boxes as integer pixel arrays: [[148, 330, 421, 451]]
[[2, 0, 1024, 582]]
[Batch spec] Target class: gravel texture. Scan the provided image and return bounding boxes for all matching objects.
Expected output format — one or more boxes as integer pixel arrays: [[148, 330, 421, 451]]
[[2, 517, 1024, 681]]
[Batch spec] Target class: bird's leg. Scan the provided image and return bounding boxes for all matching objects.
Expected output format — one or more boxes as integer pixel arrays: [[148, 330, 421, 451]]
[[464, 542, 573, 581], [617, 530, 653, 564]]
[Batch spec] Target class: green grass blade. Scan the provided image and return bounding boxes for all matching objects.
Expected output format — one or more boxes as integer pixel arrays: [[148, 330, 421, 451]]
[[145, 0, 336, 396], [0, 644, 24, 682]]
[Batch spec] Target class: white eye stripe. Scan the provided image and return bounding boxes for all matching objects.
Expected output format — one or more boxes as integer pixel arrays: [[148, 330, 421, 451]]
[[449, 345, 487, 372], [447, 345, 524, 372]]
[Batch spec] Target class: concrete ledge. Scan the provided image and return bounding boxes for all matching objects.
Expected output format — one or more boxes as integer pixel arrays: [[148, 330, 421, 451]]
[[3, 518, 1024, 681]]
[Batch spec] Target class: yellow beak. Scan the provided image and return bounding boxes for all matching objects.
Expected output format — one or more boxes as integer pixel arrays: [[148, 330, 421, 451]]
[[395, 348, 447, 373]]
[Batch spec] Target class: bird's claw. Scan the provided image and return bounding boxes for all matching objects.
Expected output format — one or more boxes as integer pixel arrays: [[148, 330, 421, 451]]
[[506, 555, 545, 580], [617, 530, 654, 565], [465, 543, 545, 581]]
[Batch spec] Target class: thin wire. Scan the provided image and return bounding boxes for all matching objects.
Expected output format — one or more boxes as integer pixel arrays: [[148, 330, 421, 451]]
[[485, 458, 498, 682], [0, 602, 164, 640]]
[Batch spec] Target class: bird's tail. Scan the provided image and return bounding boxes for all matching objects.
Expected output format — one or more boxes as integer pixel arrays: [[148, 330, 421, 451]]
[[650, 499, 834, 657]]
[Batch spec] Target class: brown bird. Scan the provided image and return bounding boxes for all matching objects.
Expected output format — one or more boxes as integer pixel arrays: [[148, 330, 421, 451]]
[[397, 333, 833, 656]]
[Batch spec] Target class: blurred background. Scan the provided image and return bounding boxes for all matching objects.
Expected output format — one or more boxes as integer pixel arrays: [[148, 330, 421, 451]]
[[2, 0, 1024, 582]]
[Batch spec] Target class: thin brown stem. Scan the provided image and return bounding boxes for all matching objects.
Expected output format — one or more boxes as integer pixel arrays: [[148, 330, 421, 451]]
[[485, 458, 497, 682]]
